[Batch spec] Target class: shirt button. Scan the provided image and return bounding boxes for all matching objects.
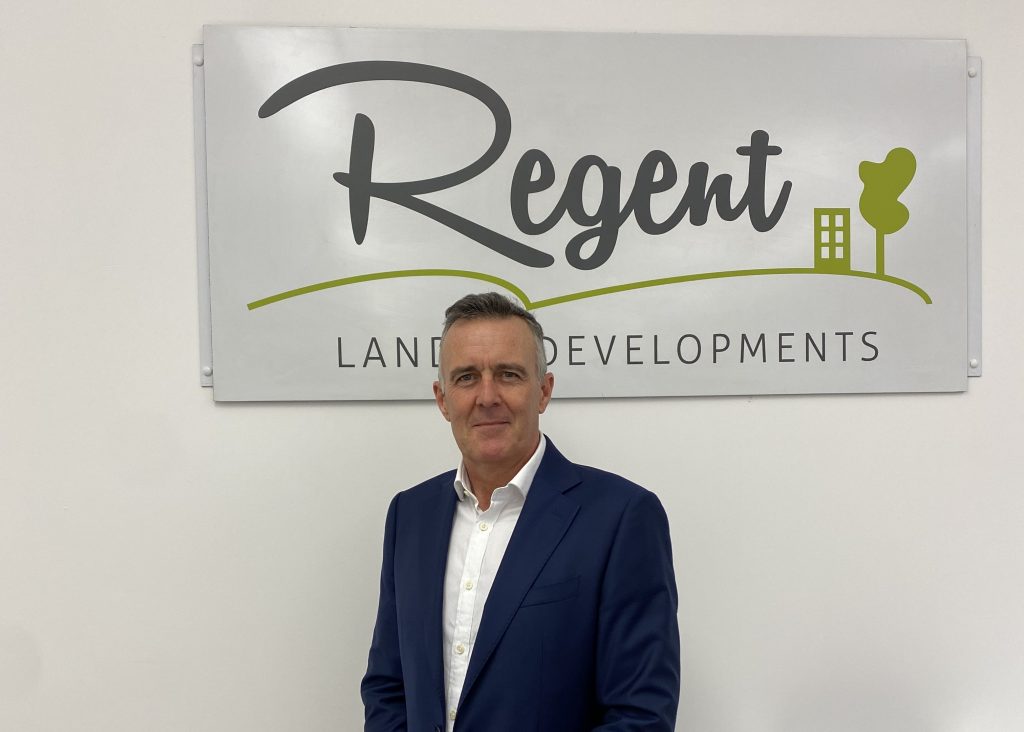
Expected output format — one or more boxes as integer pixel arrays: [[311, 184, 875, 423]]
[[449, 709, 457, 720], [479, 522, 489, 531], [455, 643, 466, 655], [464, 580, 474, 590]]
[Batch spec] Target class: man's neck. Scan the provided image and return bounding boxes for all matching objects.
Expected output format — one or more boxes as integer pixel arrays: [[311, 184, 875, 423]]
[[465, 464, 519, 511], [463, 437, 541, 511]]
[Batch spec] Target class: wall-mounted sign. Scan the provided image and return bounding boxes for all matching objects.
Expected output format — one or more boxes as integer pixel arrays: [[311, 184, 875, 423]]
[[198, 27, 971, 400]]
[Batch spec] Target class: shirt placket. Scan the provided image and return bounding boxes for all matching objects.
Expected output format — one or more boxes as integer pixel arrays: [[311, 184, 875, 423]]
[[446, 495, 504, 729]]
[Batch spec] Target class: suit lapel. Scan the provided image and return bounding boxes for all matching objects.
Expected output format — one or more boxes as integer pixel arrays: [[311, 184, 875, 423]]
[[458, 442, 581, 706], [421, 476, 458, 708]]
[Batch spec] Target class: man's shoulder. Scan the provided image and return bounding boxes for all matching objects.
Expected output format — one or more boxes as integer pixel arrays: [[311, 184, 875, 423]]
[[545, 443, 659, 507], [571, 462, 655, 502], [559, 458, 673, 542], [574, 462, 644, 489], [392, 469, 457, 504]]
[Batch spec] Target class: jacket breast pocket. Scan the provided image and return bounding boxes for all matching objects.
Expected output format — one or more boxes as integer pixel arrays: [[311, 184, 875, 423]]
[[520, 575, 580, 607]]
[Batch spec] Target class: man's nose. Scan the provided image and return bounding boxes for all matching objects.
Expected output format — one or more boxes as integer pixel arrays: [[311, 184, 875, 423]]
[[476, 374, 501, 405]]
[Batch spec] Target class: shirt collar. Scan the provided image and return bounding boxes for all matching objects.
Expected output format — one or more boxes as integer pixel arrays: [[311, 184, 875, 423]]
[[453, 434, 547, 504]]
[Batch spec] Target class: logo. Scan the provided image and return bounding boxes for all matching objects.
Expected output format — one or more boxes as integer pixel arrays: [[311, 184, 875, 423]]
[[248, 61, 927, 311]]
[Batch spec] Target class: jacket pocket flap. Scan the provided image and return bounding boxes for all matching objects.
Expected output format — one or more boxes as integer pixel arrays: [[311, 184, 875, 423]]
[[521, 576, 580, 607]]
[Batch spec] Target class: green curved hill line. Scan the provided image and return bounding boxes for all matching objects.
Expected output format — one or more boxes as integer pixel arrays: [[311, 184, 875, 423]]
[[246, 267, 931, 311]]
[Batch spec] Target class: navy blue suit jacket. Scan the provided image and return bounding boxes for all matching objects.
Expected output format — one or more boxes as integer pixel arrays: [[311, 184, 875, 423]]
[[361, 441, 680, 732]]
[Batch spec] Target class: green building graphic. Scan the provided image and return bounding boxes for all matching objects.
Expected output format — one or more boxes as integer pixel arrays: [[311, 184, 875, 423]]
[[814, 208, 851, 273]]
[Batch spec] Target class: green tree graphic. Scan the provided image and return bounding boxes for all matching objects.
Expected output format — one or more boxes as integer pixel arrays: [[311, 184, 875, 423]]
[[858, 148, 916, 275]]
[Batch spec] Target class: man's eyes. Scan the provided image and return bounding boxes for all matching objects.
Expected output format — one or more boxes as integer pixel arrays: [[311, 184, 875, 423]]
[[452, 371, 524, 384]]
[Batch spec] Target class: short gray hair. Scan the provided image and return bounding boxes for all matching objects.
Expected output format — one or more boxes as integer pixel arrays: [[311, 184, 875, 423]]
[[438, 292, 547, 383]]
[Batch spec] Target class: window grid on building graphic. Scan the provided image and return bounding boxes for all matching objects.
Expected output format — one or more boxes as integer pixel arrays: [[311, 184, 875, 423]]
[[814, 207, 851, 272]]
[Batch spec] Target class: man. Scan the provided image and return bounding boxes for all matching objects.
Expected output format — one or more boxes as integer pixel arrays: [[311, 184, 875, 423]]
[[362, 292, 680, 732]]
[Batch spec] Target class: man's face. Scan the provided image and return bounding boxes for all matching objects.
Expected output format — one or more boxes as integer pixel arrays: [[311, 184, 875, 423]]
[[433, 317, 554, 484]]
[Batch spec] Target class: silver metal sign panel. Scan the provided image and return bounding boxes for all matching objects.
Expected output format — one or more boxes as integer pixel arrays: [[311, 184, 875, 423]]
[[200, 27, 968, 400]]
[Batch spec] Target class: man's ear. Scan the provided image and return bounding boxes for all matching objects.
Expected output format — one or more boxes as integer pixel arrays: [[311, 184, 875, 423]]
[[433, 381, 450, 421], [538, 372, 554, 414]]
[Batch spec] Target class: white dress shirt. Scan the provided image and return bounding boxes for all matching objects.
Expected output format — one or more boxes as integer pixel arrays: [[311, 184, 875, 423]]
[[441, 435, 547, 731]]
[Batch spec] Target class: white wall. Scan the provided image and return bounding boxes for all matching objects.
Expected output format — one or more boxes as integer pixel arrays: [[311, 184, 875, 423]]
[[1, 1, 1021, 730]]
